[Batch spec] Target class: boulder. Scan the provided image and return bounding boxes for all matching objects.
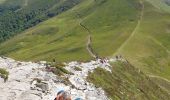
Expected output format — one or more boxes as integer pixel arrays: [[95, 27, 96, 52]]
[[36, 82, 49, 93]]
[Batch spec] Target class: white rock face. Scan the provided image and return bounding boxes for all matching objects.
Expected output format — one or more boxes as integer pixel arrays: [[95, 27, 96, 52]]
[[0, 57, 116, 100]]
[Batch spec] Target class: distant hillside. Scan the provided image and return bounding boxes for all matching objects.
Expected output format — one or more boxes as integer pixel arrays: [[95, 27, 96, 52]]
[[0, 0, 82, 42], [0, 0, 170, 88]]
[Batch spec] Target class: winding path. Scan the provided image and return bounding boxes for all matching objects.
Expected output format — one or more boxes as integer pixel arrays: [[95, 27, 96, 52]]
[[75, 12, 98, 58], [115, 0, 144, 54], [149, 75, 170, 94], [79, 23, 97, 58], [149, 75, 170, 83]]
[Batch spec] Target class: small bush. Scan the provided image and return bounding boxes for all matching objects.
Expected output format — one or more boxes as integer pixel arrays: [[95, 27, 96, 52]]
[[74, 67, 82, 71], [53, 63, 66, 68], [0, 68, 9, 82], [52, 68, 64, 76], [49, 62, 73, 76], [62, 77, 72, 85], [58, 67, 70, 74]]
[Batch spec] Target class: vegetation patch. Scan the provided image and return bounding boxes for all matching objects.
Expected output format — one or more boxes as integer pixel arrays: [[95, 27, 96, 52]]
[[61, 77, 72, 86], [0, 0, 139, 62], [74, 67, 82, 71], [0, 1, 170, 96], [87, 61, 170, 100], [48, 62, 73, 76], [0, 0, 83, 42], [0, 68, 9, 82], [150, 76, 170, 93]]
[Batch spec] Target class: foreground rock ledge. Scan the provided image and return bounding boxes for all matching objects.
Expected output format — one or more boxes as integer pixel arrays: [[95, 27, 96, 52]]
[[0, 57, 116, 100]]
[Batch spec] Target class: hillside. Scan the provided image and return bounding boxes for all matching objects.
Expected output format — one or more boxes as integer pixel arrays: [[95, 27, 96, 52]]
[[0, 0, 170, 79], [0, 0, 82, 42], [88, 60, 170, 100], [0, 0, 170, 99], [115, 0, 170, 80], [0, 0, 140, 61]]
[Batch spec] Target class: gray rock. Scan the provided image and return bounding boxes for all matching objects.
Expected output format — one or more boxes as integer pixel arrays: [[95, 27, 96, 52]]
[[0, 56, 112, 100], [36, 82, 49, 93]]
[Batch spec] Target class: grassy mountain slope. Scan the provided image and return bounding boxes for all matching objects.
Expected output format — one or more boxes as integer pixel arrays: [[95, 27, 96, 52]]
[[0, 0, 141, 62], [0, 0, 170, 98], [87, 61, 170, 100], [0, 0, 82, 42], [150, 75, 170, 93], [145, 0, 170, 13], [115, 0, 170, 80], [0, 0, 170, 84]]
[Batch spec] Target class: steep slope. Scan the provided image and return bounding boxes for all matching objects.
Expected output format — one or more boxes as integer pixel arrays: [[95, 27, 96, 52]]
[[87, 61, 170, 100], [0, 0, 141, 62], [0, 0, 170, 85]]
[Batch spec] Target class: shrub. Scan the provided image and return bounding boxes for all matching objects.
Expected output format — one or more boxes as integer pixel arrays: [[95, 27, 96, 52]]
[[49, 62, 73, 76], [0, 68, 9, 82], [74, 67, 82, 71], [52, 68, 64, 76]]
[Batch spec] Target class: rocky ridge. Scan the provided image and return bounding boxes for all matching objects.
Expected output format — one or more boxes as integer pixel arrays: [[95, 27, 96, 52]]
[[0, 57, 118, 100]]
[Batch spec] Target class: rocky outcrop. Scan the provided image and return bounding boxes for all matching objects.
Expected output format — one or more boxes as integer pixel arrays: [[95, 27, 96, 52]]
[[0, 57, 116, 100]]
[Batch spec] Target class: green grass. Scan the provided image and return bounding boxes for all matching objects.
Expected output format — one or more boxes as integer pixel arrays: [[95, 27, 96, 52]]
[[49, 62, 73, 76], [150, 76, 170, 93], [74, 67, 82, 71], [0, 0, 5, 4], [145, 0, 170, 13], [87, 61, 170, 100], [114, 0, 170, 80], [0, 0, 170, 85], [0, 68, 9, 82], [0, 0, 170, 97], [0, 0, 140, 62]]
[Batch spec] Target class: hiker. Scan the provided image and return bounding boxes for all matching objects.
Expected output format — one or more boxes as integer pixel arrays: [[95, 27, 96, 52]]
[[100, 58, 104, 64], [115, 55, 119, 60], [103, 57, 107, 63], [53, 59, 56, 62], [54, 90, 71, 100]]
